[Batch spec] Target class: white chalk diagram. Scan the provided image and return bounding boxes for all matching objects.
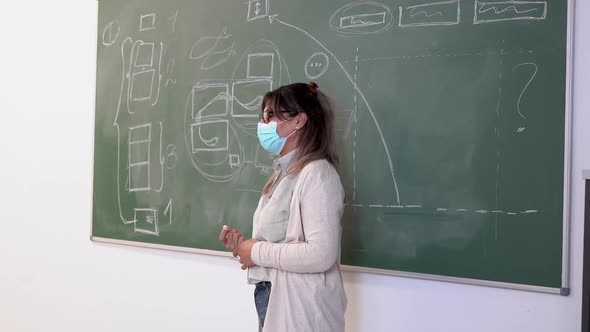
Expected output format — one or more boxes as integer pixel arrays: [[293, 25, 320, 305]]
[[101, 1, 550, 237], [189, 27, 237, 70], [181, 0, 544, 213], [184, 38, 292, 182], [110, 13, 176, 236], [277, 2, 542, 217]]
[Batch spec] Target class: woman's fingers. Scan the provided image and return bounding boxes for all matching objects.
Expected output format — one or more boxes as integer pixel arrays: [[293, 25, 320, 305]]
[[218, 225, 230, 244], [219, 226, 246, 252], [225, 232, 234, 249], [232, 233, 244, 249], [225, 229, 244, 250]]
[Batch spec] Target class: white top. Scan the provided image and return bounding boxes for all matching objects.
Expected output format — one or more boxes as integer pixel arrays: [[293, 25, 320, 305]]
[[248, 149, 301, 284], [250, 159, 347, 332], [584, 170, 590, 180]]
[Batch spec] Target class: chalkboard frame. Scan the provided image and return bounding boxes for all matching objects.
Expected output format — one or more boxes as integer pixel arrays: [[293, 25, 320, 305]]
[[582, 171, 590, 330], [90, 0, 576, 295]]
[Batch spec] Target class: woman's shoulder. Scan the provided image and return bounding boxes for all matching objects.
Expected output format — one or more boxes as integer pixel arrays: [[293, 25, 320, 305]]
[[301, 159, 337, 175], [297, 159, 345, 201], [299, 159, 342, 186]]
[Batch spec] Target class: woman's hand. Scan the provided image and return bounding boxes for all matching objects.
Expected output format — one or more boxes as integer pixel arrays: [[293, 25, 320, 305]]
[[236, 239, 259, 270], [218, 225, 245, 256]]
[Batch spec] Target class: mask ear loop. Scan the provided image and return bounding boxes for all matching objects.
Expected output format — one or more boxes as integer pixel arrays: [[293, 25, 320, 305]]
[[277, 115, 302, 139], [285, 127, 298, 139], [276, 117, 298, 139], [285, 116, 301, 139]]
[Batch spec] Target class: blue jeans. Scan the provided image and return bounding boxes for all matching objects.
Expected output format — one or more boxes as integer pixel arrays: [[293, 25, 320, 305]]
[[254, 281, 271, 330]]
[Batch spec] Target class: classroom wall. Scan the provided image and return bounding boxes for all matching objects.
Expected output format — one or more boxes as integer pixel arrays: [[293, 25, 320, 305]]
[[0, 1, 588, 331]]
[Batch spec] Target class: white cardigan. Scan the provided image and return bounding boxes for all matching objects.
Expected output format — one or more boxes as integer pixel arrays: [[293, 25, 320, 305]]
[[251, 159, 347, 332]]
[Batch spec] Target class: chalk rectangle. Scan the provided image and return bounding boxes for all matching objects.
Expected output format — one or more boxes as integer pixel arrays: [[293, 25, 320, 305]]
[[340, 12, 387, 29], [247, 0, 269, 22], [129, 163, 150, 192], [134, 43, 154, 67], [191, 120, 229, 153], [134, 208, 159, 235], [399, 0, 460, 28], [129, 141, 150, 165], [474, 1, 547, 24], [128, 124, 151, 143], [131, 69, 155, 101], [231, 78, 272, 118], [192, 82, 230, 121], [247, 53, 274, 79]]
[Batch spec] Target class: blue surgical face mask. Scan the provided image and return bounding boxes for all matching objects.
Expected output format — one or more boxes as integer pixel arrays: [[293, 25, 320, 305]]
[[257, 119, 296, 156]]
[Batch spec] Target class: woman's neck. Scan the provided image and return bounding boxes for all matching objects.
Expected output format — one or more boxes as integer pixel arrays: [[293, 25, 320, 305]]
[[280, 137, 299, 157]]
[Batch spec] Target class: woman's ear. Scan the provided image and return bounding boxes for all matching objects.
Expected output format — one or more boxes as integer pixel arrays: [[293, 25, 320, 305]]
[[296, 112, 308, 129]]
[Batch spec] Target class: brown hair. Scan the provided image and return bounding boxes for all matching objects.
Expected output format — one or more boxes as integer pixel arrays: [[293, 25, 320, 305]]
[[260, 82, 338, 195]]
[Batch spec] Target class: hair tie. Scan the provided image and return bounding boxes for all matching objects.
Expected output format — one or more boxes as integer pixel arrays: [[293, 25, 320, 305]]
[[309, 82, 319, 95]]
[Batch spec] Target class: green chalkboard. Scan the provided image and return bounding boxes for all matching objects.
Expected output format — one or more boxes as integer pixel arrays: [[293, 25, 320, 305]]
[[92, 0, 572, 293]]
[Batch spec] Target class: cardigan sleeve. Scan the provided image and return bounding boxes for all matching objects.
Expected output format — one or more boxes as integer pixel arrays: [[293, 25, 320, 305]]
[[251, 161, 345, 273]]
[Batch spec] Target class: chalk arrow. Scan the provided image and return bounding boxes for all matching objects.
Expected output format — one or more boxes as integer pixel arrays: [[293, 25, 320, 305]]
[[268, 14, 278, 23]]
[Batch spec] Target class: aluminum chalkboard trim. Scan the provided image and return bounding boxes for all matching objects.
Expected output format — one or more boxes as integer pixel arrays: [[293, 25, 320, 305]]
[[90, 236, 237, 259], [561, 0, 576, 298], [91, 236, 235, 259], [341, 264, 568, 295]]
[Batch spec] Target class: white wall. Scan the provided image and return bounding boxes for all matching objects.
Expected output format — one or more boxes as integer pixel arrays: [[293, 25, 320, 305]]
[[0, 1, 588, 331]]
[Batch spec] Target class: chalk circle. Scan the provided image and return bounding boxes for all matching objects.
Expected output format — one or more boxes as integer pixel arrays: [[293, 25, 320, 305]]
[[329, 2, 394, 35], [305, 52, 330, 80], [102, 21, 120, 46]]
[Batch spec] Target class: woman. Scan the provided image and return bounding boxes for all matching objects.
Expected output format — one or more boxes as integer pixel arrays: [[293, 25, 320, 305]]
[[218, 82, 347, 331]]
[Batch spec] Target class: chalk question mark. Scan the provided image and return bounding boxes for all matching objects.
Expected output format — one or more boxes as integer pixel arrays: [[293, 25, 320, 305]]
[[512, 63, 538, 133]]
